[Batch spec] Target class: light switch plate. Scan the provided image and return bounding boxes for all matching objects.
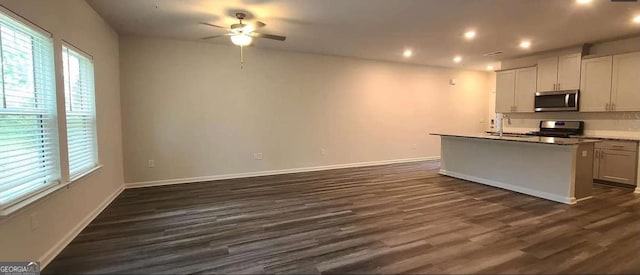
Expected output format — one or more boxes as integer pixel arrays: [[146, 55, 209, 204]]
[[253, 153, 263, 160]]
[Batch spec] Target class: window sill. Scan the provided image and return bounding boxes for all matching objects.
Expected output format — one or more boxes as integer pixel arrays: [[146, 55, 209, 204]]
[[0, 165, 104, 219], [69, 165, 104, 184]]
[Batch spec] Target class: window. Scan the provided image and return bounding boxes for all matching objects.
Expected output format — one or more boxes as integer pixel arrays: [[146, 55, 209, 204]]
[[0, 12, 58, 208], [63, 46, 97, 178]]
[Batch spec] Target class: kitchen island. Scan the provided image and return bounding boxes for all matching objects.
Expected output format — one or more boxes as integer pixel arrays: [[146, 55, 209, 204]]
[[431, 133, 600, 204]]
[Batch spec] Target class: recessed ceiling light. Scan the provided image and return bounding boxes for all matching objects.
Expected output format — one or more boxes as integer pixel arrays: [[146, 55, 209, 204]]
[[520, 40, 531, 49], [576, 0, 591, 4], [486, 65, 494, 71], [453, 56, 462, 63], [634, 15, 640, 24], [464, 31, 476, 40], [403, 49, 413, 58]]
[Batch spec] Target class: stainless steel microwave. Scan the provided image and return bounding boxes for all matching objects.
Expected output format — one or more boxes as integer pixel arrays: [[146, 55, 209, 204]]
[[534, 90, 579, 112]]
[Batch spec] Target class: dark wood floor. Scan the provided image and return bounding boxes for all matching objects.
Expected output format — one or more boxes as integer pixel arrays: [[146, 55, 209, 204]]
[[44, 161, 640, 274]]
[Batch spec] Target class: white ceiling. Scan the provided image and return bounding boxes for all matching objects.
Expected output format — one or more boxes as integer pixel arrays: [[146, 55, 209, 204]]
[[87, 0, 640, 70]]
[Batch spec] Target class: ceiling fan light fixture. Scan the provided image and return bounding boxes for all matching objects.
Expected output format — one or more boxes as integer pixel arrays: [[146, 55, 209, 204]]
[[231, 34, 253, 46]]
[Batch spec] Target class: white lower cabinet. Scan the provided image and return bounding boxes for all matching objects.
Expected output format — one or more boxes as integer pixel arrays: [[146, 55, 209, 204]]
[[593, 141, 638, 186]]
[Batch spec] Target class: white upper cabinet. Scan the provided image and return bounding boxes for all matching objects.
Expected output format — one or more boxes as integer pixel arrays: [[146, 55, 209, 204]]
[[496, 67, 536, 113], [557, 53, 581, 90], [537, 57, 558, 92], [580, 52, 640, 112], [514, 67, 537, 113], [580, 56, 612, 112], [496, 70, 515, 113], [537, 53, 581, 92], [611, 52, 640, 112]]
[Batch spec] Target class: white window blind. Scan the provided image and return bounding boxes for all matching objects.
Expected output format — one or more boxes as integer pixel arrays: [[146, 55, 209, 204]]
[[63, 46, 97, 178], [0, 12, 58, 208]]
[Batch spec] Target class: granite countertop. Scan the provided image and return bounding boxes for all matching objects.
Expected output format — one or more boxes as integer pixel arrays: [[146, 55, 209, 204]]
[[569, 135, 640, 142], [432, 133, 601, 146], [484, 131, 640, 142]]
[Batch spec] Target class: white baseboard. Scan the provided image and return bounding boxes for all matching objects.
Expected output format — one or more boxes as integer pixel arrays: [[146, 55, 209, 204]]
[[573, 196, 593, 204], [40, 185, 125, 269], [439, 169, 574, 204], [127, 156, 440, 189]]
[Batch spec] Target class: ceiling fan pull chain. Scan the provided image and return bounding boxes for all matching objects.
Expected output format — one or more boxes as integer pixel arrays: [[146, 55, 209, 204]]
[[240, 45, 245, 69]]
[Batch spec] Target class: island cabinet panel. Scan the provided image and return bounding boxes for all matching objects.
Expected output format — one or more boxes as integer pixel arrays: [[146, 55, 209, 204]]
[[593, 149, 601, 179], [611, 52, 640, 112], [580, 56, 613, 112], [496, 70, 515, 113], [433, 133, 598, 204]]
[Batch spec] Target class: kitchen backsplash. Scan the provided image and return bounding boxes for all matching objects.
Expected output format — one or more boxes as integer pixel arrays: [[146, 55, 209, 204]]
[[500, 112, 640, 138]]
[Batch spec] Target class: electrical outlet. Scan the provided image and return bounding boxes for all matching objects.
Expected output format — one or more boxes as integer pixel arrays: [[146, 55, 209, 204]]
[[253, 153, 263, 160], [582, 150, 588, 157], [148, 160, 155, 168], [321, 149, 327, 155], [30, 213, 39, 231]]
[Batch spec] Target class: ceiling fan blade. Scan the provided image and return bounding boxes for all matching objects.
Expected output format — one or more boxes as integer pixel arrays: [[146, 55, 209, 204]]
[[242, 21, 266, 32], [201, 34, 225, 40], [254, 21, 266, 28], [200, 22, 225, 29], [251, 32, 286, 41]]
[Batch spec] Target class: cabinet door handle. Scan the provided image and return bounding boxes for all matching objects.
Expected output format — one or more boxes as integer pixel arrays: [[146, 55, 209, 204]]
[[606, 103, 610, 111], [611, 103, 615, 111], [557, 83, 560, 90]]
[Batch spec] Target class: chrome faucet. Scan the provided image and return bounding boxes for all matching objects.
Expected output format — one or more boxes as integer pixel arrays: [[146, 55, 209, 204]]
[[504, 114, 512, 126], [496, 114, 512, 137]]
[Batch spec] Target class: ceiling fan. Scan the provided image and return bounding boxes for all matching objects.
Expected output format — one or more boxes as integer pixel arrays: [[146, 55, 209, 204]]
[[200, 12, 286, 46]]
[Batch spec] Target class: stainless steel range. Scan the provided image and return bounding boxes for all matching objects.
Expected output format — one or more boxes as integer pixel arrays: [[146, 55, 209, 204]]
[[527, 120, 584, 138]]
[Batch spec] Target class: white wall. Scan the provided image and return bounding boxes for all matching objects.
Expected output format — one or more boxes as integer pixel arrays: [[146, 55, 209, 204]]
[[120, 37, 492, 184], [0, 0, 124, 266], [589, 36, 640, 56], [486, 72, 497, 131]]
